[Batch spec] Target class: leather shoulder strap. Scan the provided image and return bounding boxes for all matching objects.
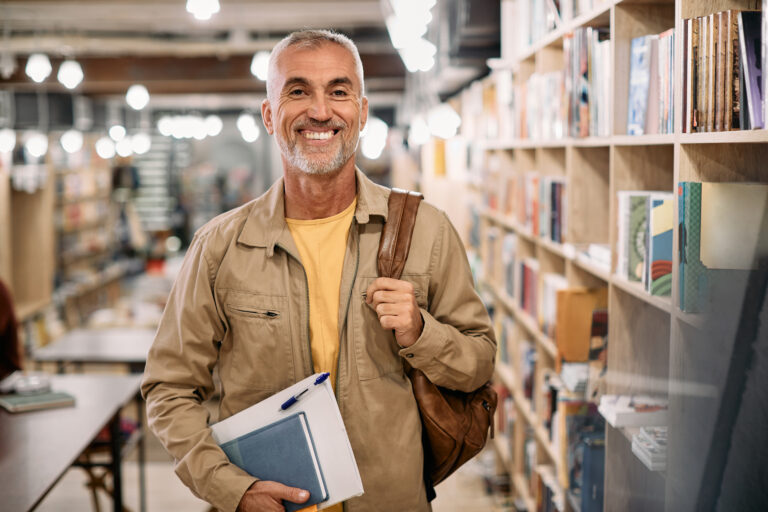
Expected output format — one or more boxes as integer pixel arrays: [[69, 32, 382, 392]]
[[378, 188, 424, 280]]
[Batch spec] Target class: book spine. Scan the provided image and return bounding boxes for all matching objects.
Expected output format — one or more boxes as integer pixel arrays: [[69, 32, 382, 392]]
[[698, 16, 708, 132], [683, 182, 705, 313], [691, 18, 700, 131], [708, 13, 717, 132], [715, 11, 725, 132], [731, 10, 741, 129], [678, 183, 686, 309]]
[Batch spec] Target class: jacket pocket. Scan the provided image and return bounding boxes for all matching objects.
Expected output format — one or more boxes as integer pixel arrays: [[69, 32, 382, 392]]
[[221, 291, 294, 392], [355, 274, 429, 381]]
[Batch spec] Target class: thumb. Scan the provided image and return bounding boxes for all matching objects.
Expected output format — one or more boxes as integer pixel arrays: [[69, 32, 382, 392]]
[[267, 482, 310, 504]]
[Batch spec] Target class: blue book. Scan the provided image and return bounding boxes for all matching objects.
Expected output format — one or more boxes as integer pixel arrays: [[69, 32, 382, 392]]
[[678, 183, 686, 309], [220, 412, 328, 512]]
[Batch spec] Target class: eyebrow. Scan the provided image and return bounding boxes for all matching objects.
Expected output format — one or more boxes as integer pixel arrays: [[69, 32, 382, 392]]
[[282, 76, 355, 91]]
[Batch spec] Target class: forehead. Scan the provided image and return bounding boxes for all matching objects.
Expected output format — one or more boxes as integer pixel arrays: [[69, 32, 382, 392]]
[[273, 42, 361, 91]]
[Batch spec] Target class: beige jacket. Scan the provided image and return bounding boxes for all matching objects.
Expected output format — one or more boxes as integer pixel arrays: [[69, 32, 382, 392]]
[[141, 169, 496, 512]]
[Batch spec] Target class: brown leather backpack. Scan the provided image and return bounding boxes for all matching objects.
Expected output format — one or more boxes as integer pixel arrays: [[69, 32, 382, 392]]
[[377, 189, 498, 498]]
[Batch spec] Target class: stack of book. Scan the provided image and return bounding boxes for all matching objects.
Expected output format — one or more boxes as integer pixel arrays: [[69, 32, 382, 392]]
[[678, 181, 768, 313], [682, 10, 765, 132], [521, 71, 568, 141], [616, 191, 674, 296], [627, 28, 676, 135], [631, 426, 668, 471], [502, 233, 518, 299], [539, 177, 567, 243], [598, 394, 669, 427]]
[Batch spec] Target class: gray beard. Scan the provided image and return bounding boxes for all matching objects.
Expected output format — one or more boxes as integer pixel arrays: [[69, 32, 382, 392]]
[[279, 132, 358, 176]]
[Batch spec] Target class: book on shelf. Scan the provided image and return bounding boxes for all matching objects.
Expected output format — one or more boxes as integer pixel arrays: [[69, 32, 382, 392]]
[[631, 426, 667, 471], [219, 412, 329, 512], [586, 308, 609, 402], [679, 181, 768, 313], [553, 399, 604, 498], [499, 314, 516, 365], [739, 10, 764, 129], [647, 193, 674, 296], [627, 34, 656, 135], [502, 233, 518, 299], [684, 9, 763, 132], [554, 287, 608, 362], [568, 27, 611, 138], [0, 390, 75, 413], [597, 394, 668, 428], [540, 272, 569, 338], [518, 258, 540, 320], [520, 340, 537, 401]]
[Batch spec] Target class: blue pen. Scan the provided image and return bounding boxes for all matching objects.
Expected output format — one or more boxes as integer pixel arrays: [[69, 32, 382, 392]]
[[280, 372, 330, 411]]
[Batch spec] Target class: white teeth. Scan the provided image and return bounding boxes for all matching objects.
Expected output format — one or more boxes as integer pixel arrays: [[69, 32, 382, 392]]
[[302, 130, 334, 140]]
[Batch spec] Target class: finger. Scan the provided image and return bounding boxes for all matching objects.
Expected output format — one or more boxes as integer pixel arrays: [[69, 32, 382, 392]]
[[370, 290, 412, 307], [375, 302, 401, 317], [366, 277, 412, 303], [379, 314, 406, 331], [265, 482, 310, 504]]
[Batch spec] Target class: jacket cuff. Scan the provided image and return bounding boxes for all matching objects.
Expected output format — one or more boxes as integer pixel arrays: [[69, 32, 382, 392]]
[[398, 309, 443, 367], [206, 466, 258, 512]]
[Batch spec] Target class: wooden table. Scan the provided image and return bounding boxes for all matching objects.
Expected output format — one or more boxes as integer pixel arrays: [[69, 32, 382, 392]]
[[34, 327, 155, 373], [0, 374, 142, 512]]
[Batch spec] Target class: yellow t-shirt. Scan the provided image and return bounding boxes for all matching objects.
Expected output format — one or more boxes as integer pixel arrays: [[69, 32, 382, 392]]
[[286, 198, 357, 392]]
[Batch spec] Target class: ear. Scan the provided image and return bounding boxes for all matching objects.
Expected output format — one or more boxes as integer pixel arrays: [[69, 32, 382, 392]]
[[359, 96, 369, 133], [261, 98, 274, 135]]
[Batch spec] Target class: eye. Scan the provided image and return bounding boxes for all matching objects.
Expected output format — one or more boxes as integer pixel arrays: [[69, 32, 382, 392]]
[[331, 89, 348, 97], [289, 89, 305, 96]]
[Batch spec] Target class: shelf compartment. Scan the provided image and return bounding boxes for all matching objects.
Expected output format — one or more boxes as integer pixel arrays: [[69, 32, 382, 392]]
[[604, 425, 666, 511], [679, 142, 768, 183], [568, 146, 610, 246], [611, 274, 672, 313]]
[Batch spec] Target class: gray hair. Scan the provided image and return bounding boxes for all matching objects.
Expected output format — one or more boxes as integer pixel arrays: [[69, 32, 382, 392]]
[[266, 29, 365, 101]]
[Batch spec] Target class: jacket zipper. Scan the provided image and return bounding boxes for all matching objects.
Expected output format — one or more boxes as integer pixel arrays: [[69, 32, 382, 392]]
[[281, 248, 314, 375], [335, 220, 360, 403]]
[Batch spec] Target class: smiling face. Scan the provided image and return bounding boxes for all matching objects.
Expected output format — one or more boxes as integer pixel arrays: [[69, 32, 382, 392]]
[[262, 42, 368, 176]]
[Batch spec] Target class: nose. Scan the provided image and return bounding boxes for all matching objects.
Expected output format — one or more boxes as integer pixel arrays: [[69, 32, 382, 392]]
[[307, 94, 332, 122]]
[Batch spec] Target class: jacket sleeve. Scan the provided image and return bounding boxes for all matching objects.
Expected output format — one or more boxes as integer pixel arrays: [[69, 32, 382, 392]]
[[398, 211, 496, 392], [141, 234, 256, 512]]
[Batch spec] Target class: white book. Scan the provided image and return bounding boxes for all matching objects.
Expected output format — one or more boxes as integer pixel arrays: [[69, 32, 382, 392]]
[[211, 373, 364, 510], [598, 394, 668, 428]]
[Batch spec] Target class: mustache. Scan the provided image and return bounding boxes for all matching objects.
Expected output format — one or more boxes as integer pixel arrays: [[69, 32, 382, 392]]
[[293, 119, 347, 131]]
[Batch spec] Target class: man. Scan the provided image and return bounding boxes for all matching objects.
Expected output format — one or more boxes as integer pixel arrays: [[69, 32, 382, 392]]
[[141, 29, 495, 512]]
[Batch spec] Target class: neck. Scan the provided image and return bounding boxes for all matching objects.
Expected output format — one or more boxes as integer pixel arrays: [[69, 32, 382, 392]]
[[283, 160, 357, 220]]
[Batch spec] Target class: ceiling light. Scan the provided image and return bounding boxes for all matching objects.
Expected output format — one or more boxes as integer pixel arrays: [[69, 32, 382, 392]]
[[95, 136, 116, 159], [25, 53, 52, 83], [109, 125, 126, 141], [158, 116, 173, 137], [236, 112, 257, 133], [131, 133, 151, 155], [57, 60, 84, 89], [0, 129, 16, 153], [361, 117, 389, 160], [408, 116, 430, 147], [60, 130, 83, 153], [250, 51, 270, 81], [186, 0, 220, 21], [115, 138, 133, 157], [126, 84, 150, 110], [399, 38, 436, 73], [428, 104, 462, 139], [24, 132, 48, 158], [241, 126, 260, 142], [204, 115, 223, 136], [386, 15, 427, 49]]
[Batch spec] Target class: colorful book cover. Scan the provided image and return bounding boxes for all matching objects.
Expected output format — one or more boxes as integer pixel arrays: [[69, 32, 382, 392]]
[[649, 195, 674, 296], [739, 11, 764, 129], [691, 17, 700, 131], [628, 194, 649, 283], [628, 35, 652, 135], [683, 182, 707, 313]]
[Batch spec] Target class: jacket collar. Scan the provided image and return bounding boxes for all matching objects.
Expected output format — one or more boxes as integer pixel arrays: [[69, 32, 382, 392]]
[[237, 167, 389, 255]]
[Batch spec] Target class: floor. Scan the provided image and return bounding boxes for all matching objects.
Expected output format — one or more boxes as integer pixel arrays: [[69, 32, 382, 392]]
[[36, 423, 500, 512]]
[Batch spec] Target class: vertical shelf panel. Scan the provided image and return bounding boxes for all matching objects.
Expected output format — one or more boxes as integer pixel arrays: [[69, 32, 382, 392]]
[[0, 164, 11, 286]]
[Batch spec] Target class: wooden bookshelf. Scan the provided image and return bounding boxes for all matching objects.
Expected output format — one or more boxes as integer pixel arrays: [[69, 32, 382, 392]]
[[390, 0, 768, 510]]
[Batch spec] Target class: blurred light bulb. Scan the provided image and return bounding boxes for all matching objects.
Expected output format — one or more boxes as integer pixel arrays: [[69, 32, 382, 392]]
[[115, 137, 133, 157], [126, 84, 150, 110], [95, 136, 116, 159], [131, 133, 151, 155], [236, 112, 257, 133], [60, 129, 83, 153], [57, 60, 84, 89], [24, 132, 48, 158], [250, 51, 270, 81], [241, 125, 260, 142], [399, 38, 436, 73], [428, 104, 462, 139], [360, 117, 389, 160], [25, 53, 52, 83], [0, 129, 16, 153], [109, 125, 126, 141], [204, 115, 223, 136], [186, 0, 220, 20], [408, 115, 430, 146], [158, 116, 173, 137]]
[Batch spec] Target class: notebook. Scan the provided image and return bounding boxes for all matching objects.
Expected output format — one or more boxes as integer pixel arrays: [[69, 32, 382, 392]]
[[219, 412, 328, 512], [0, 391, 75, 413]]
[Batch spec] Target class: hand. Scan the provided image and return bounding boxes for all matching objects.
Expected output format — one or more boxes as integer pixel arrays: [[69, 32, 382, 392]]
[[365, 277, 424, 348], [236, 480, 309, 512]]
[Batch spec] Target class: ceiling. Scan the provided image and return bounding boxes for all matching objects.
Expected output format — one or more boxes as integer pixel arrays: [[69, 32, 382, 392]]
[[0, 0, 406, 98]]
